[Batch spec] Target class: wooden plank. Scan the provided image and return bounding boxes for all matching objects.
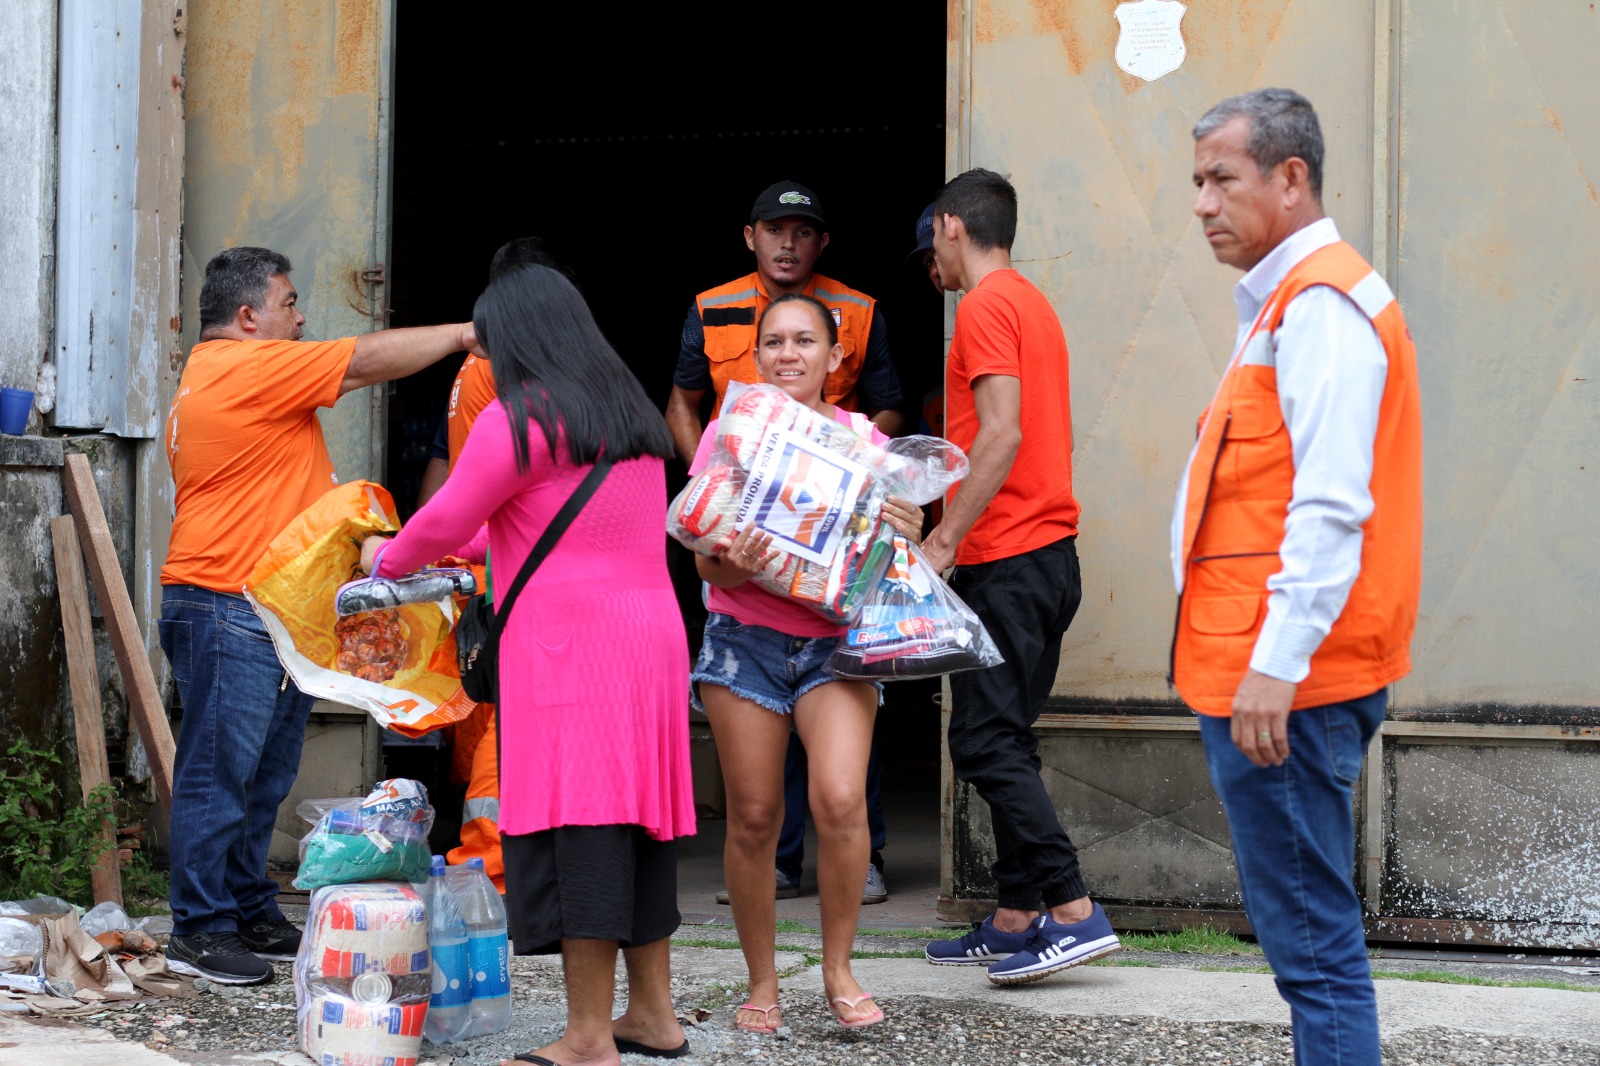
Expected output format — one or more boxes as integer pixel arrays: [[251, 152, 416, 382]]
[[51, 517, 123, 907], [61, 453, 174, 812]]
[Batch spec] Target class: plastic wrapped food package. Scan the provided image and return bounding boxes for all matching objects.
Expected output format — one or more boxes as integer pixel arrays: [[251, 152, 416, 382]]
[[667, 382, 971, 624], [334, 609, 408, 684], [827, 535, 1004, 680], [294, 779, 435, 890], [295, 882, 430, 1066], [244, 480, 477, 736]]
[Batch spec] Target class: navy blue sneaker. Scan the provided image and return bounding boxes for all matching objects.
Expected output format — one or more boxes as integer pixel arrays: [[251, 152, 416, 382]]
[[985, 903, 1122, 985], [924, 915, 1036, 966]]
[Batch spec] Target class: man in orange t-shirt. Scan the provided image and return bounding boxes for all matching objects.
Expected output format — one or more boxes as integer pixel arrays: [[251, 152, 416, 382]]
[[159, 246, 473, 987], [919, 170, 1121, 985]]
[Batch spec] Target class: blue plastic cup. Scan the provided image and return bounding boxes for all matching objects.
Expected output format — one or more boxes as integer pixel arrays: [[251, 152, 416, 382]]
[[0, 388, 33, 435]]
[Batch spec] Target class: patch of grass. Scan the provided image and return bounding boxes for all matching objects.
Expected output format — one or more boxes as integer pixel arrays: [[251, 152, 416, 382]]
[[850, 948, 929, 960], [1118, 927, 1262, 956], [773, 919, 817, 934], [866, 925, 971, 940], [671, 937, 743, 950], [1372, 969, 1599, 994]]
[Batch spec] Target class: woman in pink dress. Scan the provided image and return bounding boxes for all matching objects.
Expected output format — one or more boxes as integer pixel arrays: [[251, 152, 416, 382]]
[[362, 261, 695, 1066]]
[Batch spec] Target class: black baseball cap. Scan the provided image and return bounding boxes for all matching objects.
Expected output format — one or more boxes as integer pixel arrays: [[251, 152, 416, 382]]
[[750, 181, 827, 229], [904, 201, 937, 265]]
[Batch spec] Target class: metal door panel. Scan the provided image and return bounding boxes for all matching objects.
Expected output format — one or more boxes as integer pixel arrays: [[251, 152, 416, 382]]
[[1396, 1, 1600, 707], [182, 1, 394, 482], [955, 1, 1377, 701]]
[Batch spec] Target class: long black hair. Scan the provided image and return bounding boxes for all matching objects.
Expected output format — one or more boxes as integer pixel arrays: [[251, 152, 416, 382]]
[[473, 264, 674, 472]]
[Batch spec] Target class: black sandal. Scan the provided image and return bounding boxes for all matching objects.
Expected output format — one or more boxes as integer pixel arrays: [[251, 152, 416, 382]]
[[614, 1036, 691, 1059]]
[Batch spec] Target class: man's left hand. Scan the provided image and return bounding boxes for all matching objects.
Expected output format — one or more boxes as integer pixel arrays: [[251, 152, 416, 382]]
[[1230, 669, 1296, 767], [918, 532, 955, 576]]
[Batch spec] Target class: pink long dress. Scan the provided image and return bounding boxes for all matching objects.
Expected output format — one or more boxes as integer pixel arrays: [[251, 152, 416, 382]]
[[375, 400, 696, 843]]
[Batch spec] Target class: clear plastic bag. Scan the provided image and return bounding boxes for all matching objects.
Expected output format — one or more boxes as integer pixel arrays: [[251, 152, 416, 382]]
[[293, 779, 435, 890], [667, 382, 970, 624], [827, 534, 1004, 681], [78, 901, 133, 938], [295, 882, 430, 1066]]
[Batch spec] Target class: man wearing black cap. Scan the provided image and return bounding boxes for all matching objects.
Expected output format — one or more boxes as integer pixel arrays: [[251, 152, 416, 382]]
[[664, 180, 905, 465], [672, 180, 902, 908]]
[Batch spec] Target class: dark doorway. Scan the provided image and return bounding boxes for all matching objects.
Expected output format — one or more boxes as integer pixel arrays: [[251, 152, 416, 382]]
[[384, 7, 949, 847]]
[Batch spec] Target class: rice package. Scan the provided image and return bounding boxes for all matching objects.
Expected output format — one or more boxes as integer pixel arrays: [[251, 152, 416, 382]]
[[827, 534, 1004, 680], [245, 480, 477, 737], [294, 779, 435, 890], [295, 882, 431, 1066], [668, 382, 970, 625]]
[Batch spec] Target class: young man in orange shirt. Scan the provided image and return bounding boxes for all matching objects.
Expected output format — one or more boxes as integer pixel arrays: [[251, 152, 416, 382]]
[[160, 247, 472, 985], [920, 170, 1121, 984]]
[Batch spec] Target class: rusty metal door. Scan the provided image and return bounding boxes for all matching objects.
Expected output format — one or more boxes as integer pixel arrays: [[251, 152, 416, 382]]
[[948, 0, 1380, 702], [181, 0, 395, 482], [940, 0, 1384, 911], [1375, 1, 1600, 945], [942, 0, 1599, 946]]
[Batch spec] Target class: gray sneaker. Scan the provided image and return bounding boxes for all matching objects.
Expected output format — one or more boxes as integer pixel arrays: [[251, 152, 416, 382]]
[[862, 861, 888, 905], [717, 867, 801, 904]]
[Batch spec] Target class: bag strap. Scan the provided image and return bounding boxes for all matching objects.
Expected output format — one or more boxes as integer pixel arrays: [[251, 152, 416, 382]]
[[489, 456, 612, 637]]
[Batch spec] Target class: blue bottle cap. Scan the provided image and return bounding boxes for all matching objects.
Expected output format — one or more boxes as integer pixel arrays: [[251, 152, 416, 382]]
[[467, 858, 485, 871], [430, 854, 446, 875]]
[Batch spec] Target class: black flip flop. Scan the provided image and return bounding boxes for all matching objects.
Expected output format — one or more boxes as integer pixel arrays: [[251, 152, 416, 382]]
[[615, 1036, 692, 1059], [512, 1056, 560, 1065]]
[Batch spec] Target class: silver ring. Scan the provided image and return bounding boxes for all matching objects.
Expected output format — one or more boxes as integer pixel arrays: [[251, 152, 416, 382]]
[[1256, 731, 1272, 740]]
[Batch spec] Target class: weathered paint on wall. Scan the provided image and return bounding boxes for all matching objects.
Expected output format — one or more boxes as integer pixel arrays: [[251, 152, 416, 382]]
[[0, 0, 57, 417], [946, 1, 1598, 944], [1394, 2, 1599, 708], [182, 0, 394, 482], [952, 0, 1380, 702]]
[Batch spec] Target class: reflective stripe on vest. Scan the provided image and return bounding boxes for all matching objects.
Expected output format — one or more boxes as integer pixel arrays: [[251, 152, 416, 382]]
[[1173, 242, 1423, 715], [696, 271, 877, 414]]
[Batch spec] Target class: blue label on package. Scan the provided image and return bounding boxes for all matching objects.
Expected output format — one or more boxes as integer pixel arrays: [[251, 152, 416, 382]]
[[431, 939, 471, 1008], [467, 932, 510, 999]]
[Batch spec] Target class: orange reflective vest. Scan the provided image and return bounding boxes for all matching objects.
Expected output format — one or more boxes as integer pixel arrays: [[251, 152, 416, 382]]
[[696, 272, 876, 414], [1173, 241, 1422, 715]]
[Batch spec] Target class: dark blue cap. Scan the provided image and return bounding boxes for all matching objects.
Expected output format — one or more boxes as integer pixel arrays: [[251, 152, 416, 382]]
[[905, 202, 937, 265]]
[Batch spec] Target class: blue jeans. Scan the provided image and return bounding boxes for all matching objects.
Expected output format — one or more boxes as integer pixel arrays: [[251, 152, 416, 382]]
[[777, 729, 886, 882], [159, 586, 314, 935], [1199, 689, 1387, 1066]]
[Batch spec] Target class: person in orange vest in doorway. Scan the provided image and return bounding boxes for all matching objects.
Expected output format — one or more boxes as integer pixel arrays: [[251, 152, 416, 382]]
[[416, 236, 572, 894], [1174, 89, 1422, 1066], [667, 180, 905, 907]]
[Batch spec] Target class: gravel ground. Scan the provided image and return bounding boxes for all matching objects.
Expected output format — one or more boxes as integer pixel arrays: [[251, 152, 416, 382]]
[[50, 927, 1600, 1066]]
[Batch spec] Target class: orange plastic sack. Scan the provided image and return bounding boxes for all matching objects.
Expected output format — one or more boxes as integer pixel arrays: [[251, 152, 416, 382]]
[[244, 481, 476, 736]]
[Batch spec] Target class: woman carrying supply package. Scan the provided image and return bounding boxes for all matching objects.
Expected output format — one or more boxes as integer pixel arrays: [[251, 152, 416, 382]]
[[359, 260, 696, 1066], [690, 294, 923, 1032]]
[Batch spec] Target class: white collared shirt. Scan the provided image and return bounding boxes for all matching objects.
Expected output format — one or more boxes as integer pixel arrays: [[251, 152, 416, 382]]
[[1170, 217, 1390, 684]]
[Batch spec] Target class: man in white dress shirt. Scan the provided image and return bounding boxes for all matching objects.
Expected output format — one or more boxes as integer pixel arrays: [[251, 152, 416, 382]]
[[1172, 89, 1423, 1066]]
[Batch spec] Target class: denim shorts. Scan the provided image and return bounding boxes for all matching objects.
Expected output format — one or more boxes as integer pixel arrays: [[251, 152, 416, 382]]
[[691, 612, 881, 715]]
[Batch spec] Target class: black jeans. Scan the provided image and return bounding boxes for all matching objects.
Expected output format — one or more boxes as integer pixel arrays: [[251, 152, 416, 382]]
[[947, 536, 1086, 911]]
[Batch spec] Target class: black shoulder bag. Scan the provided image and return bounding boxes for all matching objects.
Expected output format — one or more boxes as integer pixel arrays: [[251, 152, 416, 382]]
[[454, 457, 612, 704]]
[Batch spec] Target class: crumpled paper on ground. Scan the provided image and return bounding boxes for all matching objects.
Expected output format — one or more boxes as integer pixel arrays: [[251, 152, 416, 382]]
[[0, 909, 196, 1016]]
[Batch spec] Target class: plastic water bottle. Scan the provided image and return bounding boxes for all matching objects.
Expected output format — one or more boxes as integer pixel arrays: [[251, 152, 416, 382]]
[[460, 857, 512, 1037], [423, 855, 471, 1042]]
